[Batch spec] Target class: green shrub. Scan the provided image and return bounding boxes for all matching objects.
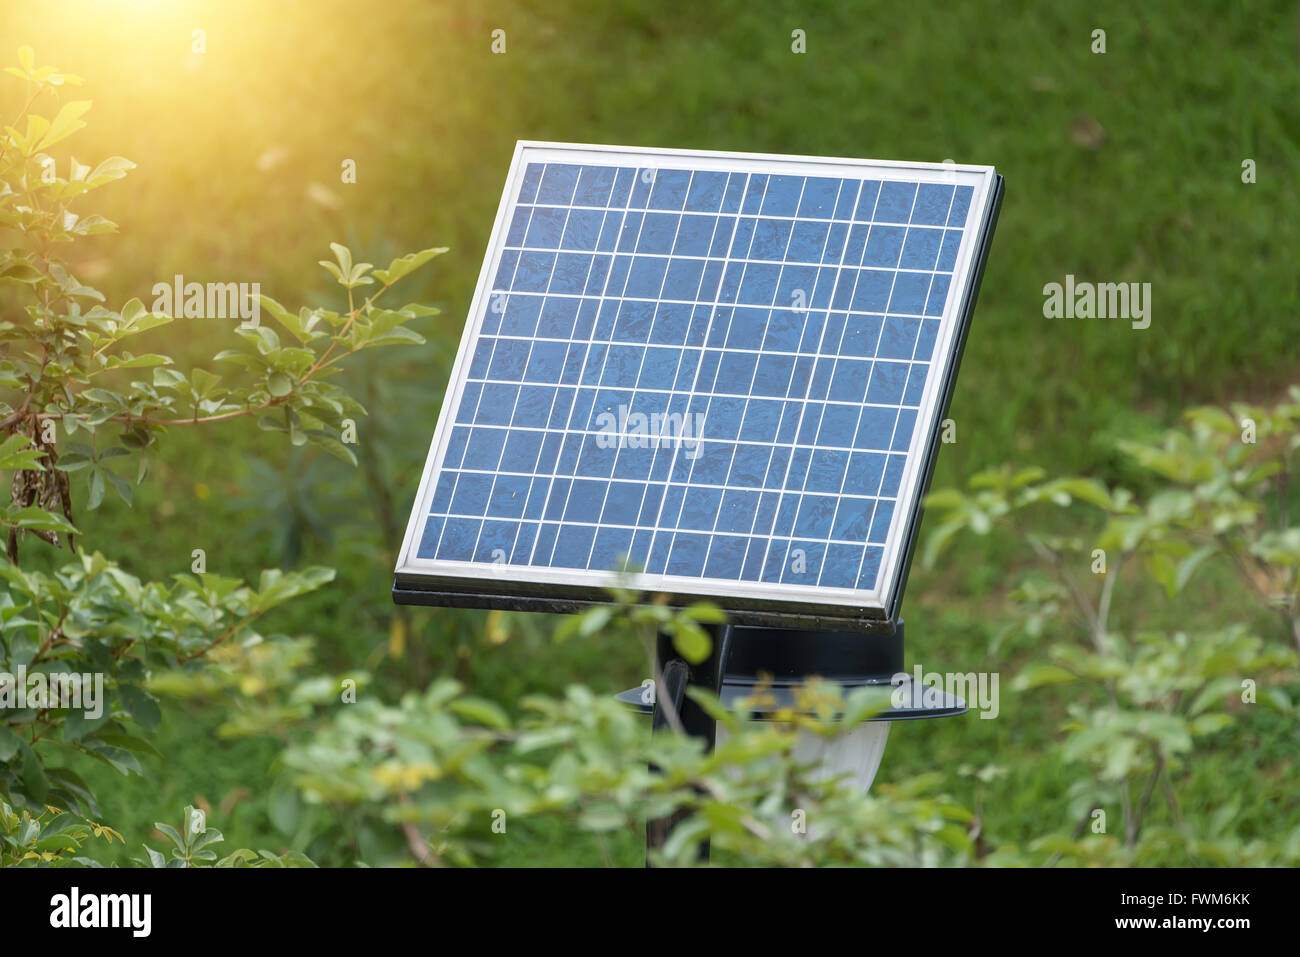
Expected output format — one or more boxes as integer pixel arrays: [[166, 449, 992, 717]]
[[0, 47, 441, 866], [926, 391, 1300, 864]]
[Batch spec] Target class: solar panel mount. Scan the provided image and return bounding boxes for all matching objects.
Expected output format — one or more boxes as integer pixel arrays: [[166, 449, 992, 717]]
[[394, 142, 1003, 632]]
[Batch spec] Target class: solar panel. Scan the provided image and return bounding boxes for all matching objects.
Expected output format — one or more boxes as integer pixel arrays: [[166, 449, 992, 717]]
[[394, 143, 1002, 630]]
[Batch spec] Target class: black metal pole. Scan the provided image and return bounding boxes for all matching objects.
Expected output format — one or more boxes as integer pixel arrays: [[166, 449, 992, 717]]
[[645, 623, 732, 866]]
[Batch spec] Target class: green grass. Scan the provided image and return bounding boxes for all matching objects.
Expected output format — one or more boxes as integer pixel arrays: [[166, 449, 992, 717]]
[[1, 0, 1297, 865]]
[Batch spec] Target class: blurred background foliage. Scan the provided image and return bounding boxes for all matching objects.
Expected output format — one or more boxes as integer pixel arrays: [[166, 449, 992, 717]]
[[0, 0, 1296, 865]]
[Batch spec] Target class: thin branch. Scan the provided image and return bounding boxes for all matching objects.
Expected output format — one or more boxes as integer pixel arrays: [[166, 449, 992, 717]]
[[0, 351, 50, 431], [1120, 778, 1136, 851], [1093, 556, 1125, 711], [1044, 803, 1100, 868], [14, 272, 401, 432], [1220, 533, 1298, 652], [176, 612, 258, 664], [1278, 466, 1289, 532], [1160, 767, 1183, 829], [300, 277, 397, 381], [30, 605, 69, 666], [397, 794, 441, 867], [0, 85, 40, 167], [649, 637, 687, 736], [36, 396, 285, 428], [1095, 555, 1122, 642], [1028, 537, 1099, 635], [1130, 749, 1164, 848]]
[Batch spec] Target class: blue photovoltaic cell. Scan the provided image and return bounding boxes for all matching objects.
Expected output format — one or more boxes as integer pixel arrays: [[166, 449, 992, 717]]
[[416, 160, 976, 594]]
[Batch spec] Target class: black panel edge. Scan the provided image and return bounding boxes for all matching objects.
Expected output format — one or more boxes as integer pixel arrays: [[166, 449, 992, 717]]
[[392, 580, 896, 634], [884, 173, 1005, 623], [723, 622, 905, 681]]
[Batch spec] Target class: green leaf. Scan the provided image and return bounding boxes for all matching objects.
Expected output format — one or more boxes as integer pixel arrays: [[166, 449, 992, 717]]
[[7, 114, 46, 154], [258, 296, 323, 345], [213, 348, 259, 370], [303, 429, 357, 466], [1013, 663, 1077, 690], [1049, 478, 1114, 510], [267, 372, 293, 397], [0, 261, 44, 285], [153, 822, 184, 850], [0, 726, 21, 761], [681, 602, 726, 625], [922, 519, 966, 569], [672, 623, 711, 664], [87, 468, 105, 510], [81, 387, 123, 405], [35, 832, 81, 854], [661, 816, 711, 864], [364, 326, 425, 348], [94, 730, 162, 759], [372, 247, 449, 286], [120, 297, 146, 325], [319, 243, 359, 285], [1146, 553, 1177, 598], [149, 368, 185, 391], [2, 505, 78, 534], [267, 787, 302, 836], [329, 242, 352, 276], [45, 767, 100, 817], [85, 155, 135, 187], [1175, 545, 1218, 592], [36, 99, 92, 151], [105, 470, 132, 505], [578, 803, 629, 832], [842, 686, 891, 726], [1189, 713, 1233, 736], [102, 353, 171, 370], [63, 706, 112, 743], [123, 312, 173, 335], [923, 489, 966, 510], [576, 605, 612, 639], [1257, 686, 1292, 714], [190, 368, 223, 398], [20, 742, 49, 803], [447, 697, 511, 730], [394, 302, 440, 319], [0, 433, 44, 471], [119, 685, 162, 733]]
